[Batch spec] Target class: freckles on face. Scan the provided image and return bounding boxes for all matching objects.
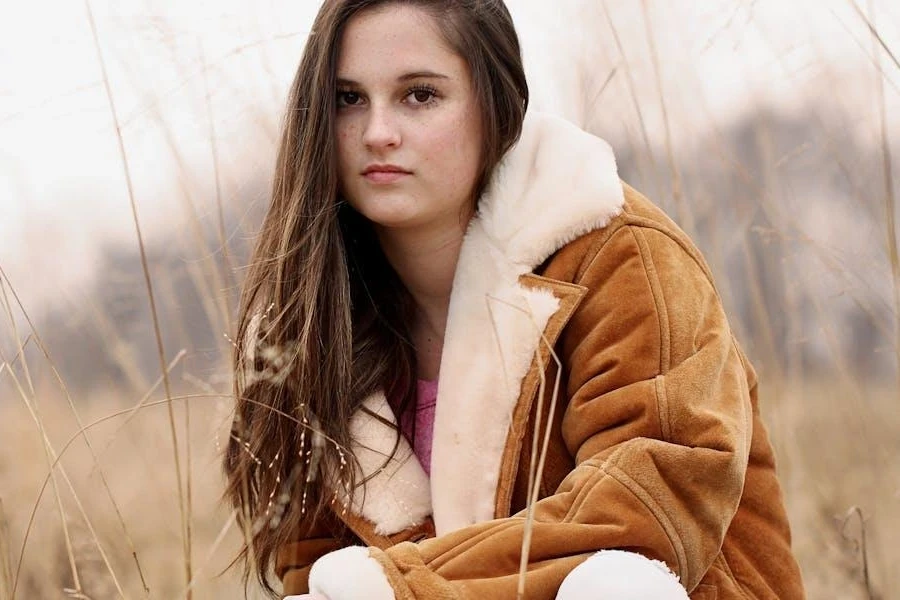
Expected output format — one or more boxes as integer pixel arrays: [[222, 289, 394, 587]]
[[334, 5, 483, 231]]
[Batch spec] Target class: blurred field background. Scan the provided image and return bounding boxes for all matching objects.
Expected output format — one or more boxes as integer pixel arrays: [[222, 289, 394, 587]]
[[1, 0, 899, 598]]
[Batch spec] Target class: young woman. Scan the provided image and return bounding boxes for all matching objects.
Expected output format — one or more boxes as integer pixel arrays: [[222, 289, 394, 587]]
[[223, 1, 806, 599]]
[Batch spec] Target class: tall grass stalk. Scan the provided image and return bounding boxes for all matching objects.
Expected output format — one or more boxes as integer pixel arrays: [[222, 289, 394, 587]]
[[97, 350, 188, 461], [179, 510, 237, 599], [199, 35, 237, 321], [599, 0, 662, 201], [865, 0, 900, 394], [746, 11, 898, 350], [78, 291, 150, 393], [12, 391, 236, 597], [841, 507, 878, 600], [639, 0, 690, 235], [81, 1, 192, 595], [519, 332, 562, 600], [129, 93, 230, 344], [184, 390, 194, 600], [0, 498, 13, 600]]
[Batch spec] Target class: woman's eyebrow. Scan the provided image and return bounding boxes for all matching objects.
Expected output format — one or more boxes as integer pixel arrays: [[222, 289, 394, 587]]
[[336, 71, 451, 87], [397, 70, 450, 81]]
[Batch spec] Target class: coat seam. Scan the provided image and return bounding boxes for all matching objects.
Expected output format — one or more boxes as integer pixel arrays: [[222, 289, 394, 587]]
[[654, 375, 672, 443], [623, 219, 722, 298], [715, 551, 754, 600], [628, 226, 673, 445], [601, 461, 687, 581], [559, 463, 605, 522], [629, 226, 671, 374], [572, 222, 626, 285], [572, 225, 668, 375]]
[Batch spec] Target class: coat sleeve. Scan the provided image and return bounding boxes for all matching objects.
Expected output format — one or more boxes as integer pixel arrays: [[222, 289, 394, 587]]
[[307, 225, 753, 600]]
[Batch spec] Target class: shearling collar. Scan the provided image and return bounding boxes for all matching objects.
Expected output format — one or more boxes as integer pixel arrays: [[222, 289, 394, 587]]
[[343, 111, 625, 536]]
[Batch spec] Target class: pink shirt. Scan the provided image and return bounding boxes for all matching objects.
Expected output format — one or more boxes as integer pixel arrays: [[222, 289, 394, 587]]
[[400, 379, 438, 476]]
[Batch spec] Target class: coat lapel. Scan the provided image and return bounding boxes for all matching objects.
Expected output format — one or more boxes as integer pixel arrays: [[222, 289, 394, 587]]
[[492, 275, 588, 520]]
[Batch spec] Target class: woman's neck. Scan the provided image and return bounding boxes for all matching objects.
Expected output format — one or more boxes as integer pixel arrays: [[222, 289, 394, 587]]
[[375, 217, 469, 379]]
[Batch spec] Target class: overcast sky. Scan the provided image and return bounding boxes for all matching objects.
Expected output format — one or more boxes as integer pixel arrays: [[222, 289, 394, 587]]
[[1, 0, 898, 312]]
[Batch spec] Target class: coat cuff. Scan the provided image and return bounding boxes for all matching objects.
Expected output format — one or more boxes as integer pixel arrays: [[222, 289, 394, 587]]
[[556, 550, 689, 599], [308, 546, 396, 600]]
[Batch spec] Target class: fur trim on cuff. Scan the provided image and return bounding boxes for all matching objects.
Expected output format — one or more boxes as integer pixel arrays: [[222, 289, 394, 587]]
[[556, 550, 689, 600], [308, 546, 396, 600]]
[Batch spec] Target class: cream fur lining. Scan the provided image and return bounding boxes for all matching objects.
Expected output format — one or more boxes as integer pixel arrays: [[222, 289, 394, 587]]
[[308, 546, 396, 600], [556, 550, 688, 599], [339, 394, 431, 536], [342, 111, 624, 536]]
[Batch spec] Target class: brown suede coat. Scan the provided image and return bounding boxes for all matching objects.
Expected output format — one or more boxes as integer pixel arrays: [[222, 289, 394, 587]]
[[275, 183, 805, 599]]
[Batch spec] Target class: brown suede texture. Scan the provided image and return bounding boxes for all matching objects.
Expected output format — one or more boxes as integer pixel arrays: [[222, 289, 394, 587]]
[[276, 183, 805, 599]]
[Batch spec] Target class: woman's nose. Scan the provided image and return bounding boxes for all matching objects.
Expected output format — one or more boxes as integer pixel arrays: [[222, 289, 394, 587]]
[[362, 106, 401, 150]]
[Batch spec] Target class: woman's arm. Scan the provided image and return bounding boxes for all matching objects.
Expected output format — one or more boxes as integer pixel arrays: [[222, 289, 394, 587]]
[[308, 224, 751, 599]]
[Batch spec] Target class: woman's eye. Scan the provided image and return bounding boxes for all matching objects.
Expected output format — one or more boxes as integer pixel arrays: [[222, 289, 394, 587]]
[[407, 87, 437, 105], [337, 91, 362, 107]]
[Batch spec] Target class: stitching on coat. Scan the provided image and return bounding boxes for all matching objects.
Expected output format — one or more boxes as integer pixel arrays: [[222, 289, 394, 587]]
[[570, 224, 666, 373], [571, 201, 633, 282], [625, 219, 722, 299], [692, 583, 718, 600], [575, 226, 666, 375], [654, 375, 672, 443], [630, 226, 671, 374], [573, 225, 624, 285], [730, 338, 754, 462], [624, 227, 663, 371], [558, 463, 606, 522]]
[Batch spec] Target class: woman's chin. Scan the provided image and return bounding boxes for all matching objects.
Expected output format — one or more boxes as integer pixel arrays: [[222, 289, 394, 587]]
[[347, 190, 470, 234], [352, 202, 429, 231]]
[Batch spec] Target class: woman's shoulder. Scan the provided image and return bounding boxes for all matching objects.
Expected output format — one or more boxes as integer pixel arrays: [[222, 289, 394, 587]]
[[540, 182, 718, 294]]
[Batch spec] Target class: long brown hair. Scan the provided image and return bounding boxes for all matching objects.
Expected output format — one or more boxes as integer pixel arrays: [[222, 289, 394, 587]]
[[223, 0, 528, 593]]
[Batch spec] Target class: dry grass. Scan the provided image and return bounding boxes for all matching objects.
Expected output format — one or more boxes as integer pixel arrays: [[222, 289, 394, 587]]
[[766, 379, 899, 598], [0, 384, 254, 599]]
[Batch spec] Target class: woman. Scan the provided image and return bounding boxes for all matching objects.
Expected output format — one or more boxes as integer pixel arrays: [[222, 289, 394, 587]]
[[223, 1, 806, 599]]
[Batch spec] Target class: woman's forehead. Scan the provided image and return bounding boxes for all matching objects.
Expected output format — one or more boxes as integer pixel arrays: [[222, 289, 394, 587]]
[[337, 5, 464, 81]]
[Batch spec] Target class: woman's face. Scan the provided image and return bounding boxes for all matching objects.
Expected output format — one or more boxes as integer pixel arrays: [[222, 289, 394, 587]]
[[335, 4, 483, 234]]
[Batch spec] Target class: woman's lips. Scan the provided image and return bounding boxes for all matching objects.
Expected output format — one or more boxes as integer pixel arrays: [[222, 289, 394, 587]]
[[363, 170, 410, 184], [362, 165, 411, 184]]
